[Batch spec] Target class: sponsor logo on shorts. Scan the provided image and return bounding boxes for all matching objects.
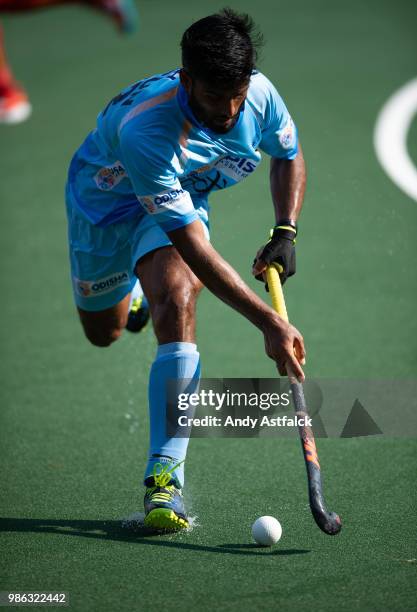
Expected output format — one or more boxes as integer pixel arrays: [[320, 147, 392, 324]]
[[74, 271, 130, 298], [94, 161, 126, 191], [138, 188, 192, 215], [278, 118, 296, 150]]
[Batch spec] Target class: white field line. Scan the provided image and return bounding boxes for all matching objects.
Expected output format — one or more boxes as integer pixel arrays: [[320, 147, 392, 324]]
[[374, 77, 417, 202]]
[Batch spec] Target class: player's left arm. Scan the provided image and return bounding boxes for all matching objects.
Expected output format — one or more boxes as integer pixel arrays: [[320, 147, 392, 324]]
[[270, 141, 306, 226], [250, 73, 307, 285], [252, 143, 306, 285]]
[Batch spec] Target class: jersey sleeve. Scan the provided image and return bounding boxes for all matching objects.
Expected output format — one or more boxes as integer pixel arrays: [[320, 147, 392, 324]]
[[252, 73, 298, 160], [119, 124, 198, 232]]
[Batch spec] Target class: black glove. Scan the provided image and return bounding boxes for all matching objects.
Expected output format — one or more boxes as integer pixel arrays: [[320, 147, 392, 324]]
[[254, 222, 297, 289]]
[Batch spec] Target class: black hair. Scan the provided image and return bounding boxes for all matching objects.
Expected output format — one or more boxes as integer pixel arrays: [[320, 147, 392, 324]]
[[181, 8, 264, 87]]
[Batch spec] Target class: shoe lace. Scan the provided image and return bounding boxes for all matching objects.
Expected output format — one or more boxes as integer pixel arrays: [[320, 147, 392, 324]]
[[152, 460, 184, 488]]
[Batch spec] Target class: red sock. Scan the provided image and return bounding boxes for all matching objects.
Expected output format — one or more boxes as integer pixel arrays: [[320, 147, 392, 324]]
[[0, 25, 16, 96]]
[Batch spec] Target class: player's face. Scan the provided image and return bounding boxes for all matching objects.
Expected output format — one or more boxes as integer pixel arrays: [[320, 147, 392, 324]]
[[181, 71, 249, 133]]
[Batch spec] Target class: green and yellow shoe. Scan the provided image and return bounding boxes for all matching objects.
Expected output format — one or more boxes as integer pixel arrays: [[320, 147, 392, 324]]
[[144, 462, 189, 532], [126, 295, 150, 333]]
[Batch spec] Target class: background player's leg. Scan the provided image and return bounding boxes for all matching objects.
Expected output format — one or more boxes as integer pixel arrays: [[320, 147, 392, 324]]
[[0, 0, 138, 33], [0, 0, 70, 9], [77, 292, 130, 348], [0, 25, 14, 90], [136, 246, 203, 488], [0, 24, 31, 124]]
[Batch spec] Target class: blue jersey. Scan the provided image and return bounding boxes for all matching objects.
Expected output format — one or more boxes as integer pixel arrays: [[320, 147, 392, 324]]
[[67, 69, 298, 232]]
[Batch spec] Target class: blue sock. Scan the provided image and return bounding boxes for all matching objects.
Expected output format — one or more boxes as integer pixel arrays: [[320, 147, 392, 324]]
[[144, 342, 200, 488]]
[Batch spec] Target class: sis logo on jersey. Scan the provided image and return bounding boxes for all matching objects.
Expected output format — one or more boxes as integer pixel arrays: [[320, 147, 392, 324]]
[[94, 161, 126, 191], [74, 271, 130, 298], [215, 155, 260, 181], [278, 118, 296, 150], [139, 188, 193, 215]]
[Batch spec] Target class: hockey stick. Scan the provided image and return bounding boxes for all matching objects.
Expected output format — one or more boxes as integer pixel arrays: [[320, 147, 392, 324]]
[[266, 264, 342, 535]]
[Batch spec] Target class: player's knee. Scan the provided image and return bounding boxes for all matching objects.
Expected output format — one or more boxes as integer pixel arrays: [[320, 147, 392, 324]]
[[152, 279, 201, 324], [84, 325, 123, 347], [174, 277, 201, 310]]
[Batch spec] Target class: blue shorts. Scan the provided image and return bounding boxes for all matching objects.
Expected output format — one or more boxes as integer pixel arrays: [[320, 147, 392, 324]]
[[65, 189, 210, 312]]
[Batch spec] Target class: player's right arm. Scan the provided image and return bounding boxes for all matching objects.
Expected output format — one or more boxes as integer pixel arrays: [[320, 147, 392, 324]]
[[167, 219, 306, 381]]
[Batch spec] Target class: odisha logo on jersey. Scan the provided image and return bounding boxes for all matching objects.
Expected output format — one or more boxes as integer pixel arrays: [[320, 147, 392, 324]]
[[94, 162, 126, 191], [75, 271, 130, 298], [140, 189, 186, 214], [154, 189, 185, 205]]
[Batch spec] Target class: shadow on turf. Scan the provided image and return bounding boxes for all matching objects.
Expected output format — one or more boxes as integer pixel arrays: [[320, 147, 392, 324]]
[[0, 518, 310, 556], [216, 544, 311, 556]]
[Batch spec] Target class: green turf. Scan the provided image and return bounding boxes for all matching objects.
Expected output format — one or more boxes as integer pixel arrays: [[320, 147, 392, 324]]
[[1, 1, 416, 610]]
